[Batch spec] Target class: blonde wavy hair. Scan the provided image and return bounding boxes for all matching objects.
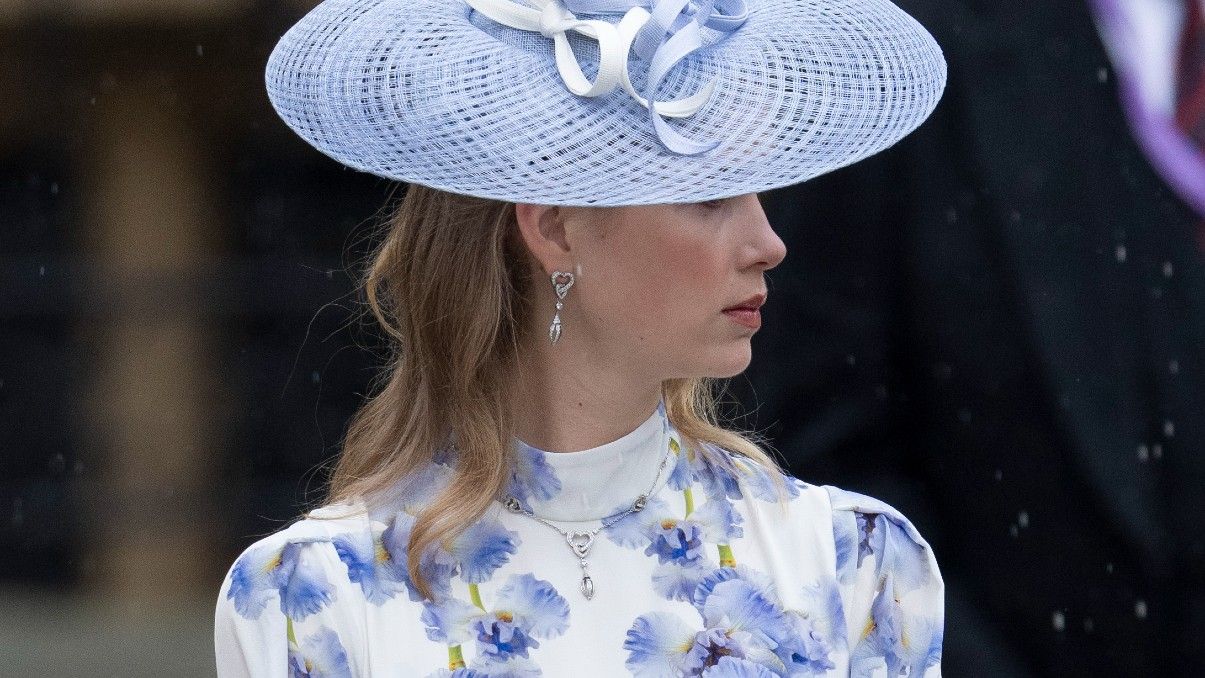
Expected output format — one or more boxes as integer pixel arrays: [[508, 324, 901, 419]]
[[311, 183, 792, 601]]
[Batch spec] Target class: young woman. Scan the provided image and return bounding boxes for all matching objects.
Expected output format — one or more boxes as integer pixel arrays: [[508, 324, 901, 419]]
[[217, 0, 949, 675]]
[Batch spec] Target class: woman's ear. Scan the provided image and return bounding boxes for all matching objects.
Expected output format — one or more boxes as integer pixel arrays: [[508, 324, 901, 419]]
[[514, 203, 573, 274]]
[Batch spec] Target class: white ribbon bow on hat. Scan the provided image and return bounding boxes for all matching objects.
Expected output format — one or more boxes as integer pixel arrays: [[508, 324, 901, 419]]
[[464, 0, 749, 155]]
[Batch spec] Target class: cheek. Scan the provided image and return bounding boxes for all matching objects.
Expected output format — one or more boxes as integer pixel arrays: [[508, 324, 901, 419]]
[[601, 241, 719, 332]]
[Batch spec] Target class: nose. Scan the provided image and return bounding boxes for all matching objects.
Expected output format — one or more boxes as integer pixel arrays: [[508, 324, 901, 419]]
[[740, 193, 787, 270]]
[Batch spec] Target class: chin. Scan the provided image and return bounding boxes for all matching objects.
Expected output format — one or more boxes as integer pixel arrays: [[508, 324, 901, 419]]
[[701, 344, 754, 378]]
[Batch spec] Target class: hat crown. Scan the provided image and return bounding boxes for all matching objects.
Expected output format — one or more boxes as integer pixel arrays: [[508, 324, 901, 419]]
[[264, 0, 948, 205]]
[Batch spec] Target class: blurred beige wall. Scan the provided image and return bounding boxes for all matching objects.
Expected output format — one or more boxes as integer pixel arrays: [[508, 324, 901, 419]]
[[0, 0, 252, 22]]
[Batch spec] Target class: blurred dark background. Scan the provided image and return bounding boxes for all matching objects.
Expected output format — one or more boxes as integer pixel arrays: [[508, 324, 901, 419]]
[[1, 0, 1201, 676]]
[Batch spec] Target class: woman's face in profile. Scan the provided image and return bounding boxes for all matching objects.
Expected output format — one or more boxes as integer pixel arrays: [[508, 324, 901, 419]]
[[558, 192, 787, 379]]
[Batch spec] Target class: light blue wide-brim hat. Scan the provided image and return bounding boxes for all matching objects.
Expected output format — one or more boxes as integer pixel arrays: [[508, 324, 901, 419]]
[[265, 0, 946, 206]]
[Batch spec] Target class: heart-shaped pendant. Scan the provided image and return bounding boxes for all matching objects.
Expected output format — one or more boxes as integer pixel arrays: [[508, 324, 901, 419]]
[[551, 271, 575, 300], [566, 531, 593, 558]]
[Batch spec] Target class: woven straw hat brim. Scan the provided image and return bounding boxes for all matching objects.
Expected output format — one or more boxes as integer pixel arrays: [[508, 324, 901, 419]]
[[265, 0, 946, 206]]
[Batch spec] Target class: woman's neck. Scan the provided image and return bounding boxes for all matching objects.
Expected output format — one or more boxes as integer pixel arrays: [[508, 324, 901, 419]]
[[510, 334, 663, 453]]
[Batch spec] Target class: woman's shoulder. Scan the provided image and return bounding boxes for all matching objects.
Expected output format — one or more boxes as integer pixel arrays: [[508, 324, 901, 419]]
[[217, 499, 374, 623], [712, 445, 940, 575], [699, 443, 859, 517], [817, 483, 946, 674], [227, 499, 374, 560], [215, 499, 385, 675], [816, 483, 942, 598], [819, 484, 937, 558]]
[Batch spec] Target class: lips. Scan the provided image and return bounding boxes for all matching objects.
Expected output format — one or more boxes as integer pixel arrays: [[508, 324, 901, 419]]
[[723, 292, 767, 312]]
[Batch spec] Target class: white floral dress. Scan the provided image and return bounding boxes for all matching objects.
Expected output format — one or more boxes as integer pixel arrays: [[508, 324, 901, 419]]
[[214, 398, 944, 677]]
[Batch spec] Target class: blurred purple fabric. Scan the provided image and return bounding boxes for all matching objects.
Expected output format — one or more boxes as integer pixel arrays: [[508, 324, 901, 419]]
[[1091, 0, 1205, 248]]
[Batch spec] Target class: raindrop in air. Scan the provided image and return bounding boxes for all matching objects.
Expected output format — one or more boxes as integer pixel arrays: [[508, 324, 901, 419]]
[[1115, 244, 1127, 262], [1096, 66, 1108, 83], [1105, 562, 1114, 574], [994, 469, 1003, 481], [1017, 510, 1029, 528], [1163, 420, 1174, 437], [1083, 617, 1094, 633], [1152, 443, 1163, 460], [1169, 359, 1180, 374], [1137, 444, 1150, 462], [1052, 611, 1066, 631], [1162, 261, 1174, 277], [1135, 599, 1147, 619]]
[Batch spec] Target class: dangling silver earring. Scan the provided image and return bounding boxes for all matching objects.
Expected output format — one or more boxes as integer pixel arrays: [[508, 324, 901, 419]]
[[548, 270, 575, 344]]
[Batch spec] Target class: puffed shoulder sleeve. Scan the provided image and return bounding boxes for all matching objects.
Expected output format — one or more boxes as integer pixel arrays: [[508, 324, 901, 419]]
[[214, 511, 365, 678], [824, 485, 945, 677]]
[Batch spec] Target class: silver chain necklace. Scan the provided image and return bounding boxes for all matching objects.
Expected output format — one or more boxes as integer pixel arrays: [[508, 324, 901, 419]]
[[501, 444, 671, 600]]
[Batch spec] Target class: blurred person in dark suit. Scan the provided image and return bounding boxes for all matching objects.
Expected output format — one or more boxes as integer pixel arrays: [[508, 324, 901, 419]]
[[736, 0, 1205, 675]]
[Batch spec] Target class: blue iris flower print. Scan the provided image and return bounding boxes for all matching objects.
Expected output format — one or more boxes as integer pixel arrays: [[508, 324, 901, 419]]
[[331, 511, 451, 603], [446, 518, 522, 584], [828, 486, 943, 674], [424, 670, 487, 678], [287, 626, 352, 678], [646, 517, 707, 566], [729, 453, 800, 502], [605, 494, 745, 602], [474, 573, 570, 660], [786, 578, 846, 671], [421, 573, 569, 662], [605, 495, 741, 558], [376, 460, 455, 513], [665, 434, 798, 504], [828, 487, 930, 589], [506, 440, 563, 510], [694, 445, 800, 504], [626, 566, 839, 676], [851, 520, 943, 673], [422, 596, 482, 645], [335, 510, 519, 604], [624, 576, 790, 676], [702, 656, 778, 677], [330, 528, 409, 605], [850, 570, 943, 675], [460, 657, 541, 678], [227, 538, 336, 621]]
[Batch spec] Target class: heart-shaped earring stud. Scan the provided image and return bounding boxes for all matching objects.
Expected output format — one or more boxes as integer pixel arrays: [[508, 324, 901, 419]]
[[551, 271, 575, 299]]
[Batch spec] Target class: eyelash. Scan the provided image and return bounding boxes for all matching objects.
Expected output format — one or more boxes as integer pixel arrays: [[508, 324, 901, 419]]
[[701, 199, 726, 209]]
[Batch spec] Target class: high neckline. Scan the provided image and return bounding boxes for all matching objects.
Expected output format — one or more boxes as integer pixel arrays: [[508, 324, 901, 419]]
[[505, 398, 673, 522]]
